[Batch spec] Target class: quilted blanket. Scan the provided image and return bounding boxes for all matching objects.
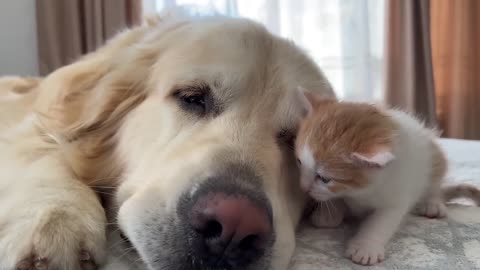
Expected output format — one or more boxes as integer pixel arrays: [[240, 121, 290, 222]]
[[104, 138, 480, 270]]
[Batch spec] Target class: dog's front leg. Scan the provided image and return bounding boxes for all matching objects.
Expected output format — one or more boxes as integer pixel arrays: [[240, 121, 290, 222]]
[[0, 153, 107, 270]]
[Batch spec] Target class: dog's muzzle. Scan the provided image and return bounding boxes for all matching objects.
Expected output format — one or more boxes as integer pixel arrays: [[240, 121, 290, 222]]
[[176, 163, 275, 269]]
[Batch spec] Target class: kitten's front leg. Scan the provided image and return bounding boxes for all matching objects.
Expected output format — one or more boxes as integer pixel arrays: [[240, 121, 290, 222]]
[[310, 199, 346, 228], [414, 184, 447, 218], [346, 207, 407, 265]]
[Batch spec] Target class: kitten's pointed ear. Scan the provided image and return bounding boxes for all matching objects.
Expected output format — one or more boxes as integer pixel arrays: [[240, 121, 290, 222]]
[[350, 145, 395, 168], [296, 86, 336, 116]]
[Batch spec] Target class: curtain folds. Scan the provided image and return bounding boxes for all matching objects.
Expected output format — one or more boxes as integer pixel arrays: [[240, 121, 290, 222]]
[[431, 0, 480, 139], [385, 0, 480, 139], [384, 0, 437, 126], [36, 0, 142, 76]]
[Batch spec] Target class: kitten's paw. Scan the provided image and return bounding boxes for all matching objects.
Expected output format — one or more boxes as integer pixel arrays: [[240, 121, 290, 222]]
[[0, 206, 106, 270], [346, 239, 385, 265], [414, 200, 447, 218], [310, 200, 346, 228]]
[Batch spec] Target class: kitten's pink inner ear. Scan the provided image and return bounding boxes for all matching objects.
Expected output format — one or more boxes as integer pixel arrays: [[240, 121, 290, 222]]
[[351, 147, 395, 168], [296, 86, 314, 115]]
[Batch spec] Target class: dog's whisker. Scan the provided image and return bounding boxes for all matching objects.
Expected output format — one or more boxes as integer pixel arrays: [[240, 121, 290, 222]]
[[116, 246, 137, 260]]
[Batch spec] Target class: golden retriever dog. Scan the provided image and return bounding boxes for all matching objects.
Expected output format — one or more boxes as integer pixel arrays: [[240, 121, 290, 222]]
[[0, 14, 334, 270]]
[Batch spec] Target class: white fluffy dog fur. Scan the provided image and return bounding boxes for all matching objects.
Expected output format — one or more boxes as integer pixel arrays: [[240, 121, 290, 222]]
[[0, 14, 334, 270]]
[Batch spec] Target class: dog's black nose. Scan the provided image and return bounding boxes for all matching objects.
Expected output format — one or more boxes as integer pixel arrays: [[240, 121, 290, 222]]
[[180, 164, 274, 269], [190, 191, 272, 266]]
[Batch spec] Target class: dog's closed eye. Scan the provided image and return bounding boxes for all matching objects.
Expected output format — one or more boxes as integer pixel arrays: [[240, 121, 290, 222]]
[[172, 83, 213, 116]]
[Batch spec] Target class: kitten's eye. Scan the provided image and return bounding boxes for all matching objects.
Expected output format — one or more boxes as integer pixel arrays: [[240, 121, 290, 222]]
[[276, 129, 296, 149], [316, 174, 332, 184]]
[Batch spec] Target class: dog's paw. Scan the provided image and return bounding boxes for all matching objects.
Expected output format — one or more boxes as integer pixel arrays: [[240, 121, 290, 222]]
[[0, 205, 107, 270], [414, 200, 447, 218], [309, 200, 345, 228], [14, 250, 97, 270], [346, 238, 385, 265]]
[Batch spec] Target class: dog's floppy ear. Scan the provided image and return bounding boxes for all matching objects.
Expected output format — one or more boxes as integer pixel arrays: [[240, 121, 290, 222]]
[[38, 11, 192, 142], [142, 9, 186, 26], [37, 21, 160, 142], [34, 24, 156, 182], [36, 15, 191, 181]]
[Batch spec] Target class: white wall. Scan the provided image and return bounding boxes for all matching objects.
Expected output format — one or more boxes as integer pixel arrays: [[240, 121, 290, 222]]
[[0, 0, 38, 76]]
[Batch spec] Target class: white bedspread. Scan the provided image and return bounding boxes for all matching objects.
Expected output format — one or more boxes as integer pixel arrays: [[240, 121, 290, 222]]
[[104, 138, 480, 270]]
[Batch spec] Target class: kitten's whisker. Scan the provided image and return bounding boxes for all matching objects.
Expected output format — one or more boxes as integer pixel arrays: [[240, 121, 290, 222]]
[[95, 191, 116, 196], [85, 176, 119, 186], [91, 221, 118, 226], [314, 201, 320, 212], [328, 200, 337, 212], [133, 257, 144, 265], [109, 237, 127, 249], [88, 185, 117, 189], [325, 200, 332, 219], [108, 226, 123, 235]]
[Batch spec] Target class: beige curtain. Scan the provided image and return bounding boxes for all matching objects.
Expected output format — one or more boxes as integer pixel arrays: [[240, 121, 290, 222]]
[[36, 0, 142, 76], [384, 0, 437, 126], [431, 0, 480, 140]]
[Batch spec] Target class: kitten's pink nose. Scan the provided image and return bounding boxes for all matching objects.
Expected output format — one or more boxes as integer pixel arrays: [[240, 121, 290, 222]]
[[190, 192, 272, 254], [300, 177, 313, 192]]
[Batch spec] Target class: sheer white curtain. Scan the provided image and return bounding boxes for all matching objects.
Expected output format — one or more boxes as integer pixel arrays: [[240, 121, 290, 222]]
[[143, 0, 385, 101]]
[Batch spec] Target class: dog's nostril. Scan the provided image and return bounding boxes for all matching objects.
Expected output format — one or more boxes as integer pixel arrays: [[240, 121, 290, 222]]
[[188, 191, 273, 267], [238, 234, 259, 250], [201, 220, 223, 239]]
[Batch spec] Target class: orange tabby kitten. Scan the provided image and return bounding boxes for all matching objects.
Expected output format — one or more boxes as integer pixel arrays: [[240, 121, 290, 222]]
[[295, 88, 480, 266]]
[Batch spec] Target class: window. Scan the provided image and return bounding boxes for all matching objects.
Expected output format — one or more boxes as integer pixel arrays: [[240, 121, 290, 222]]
[[144, 0, 385, 101]]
